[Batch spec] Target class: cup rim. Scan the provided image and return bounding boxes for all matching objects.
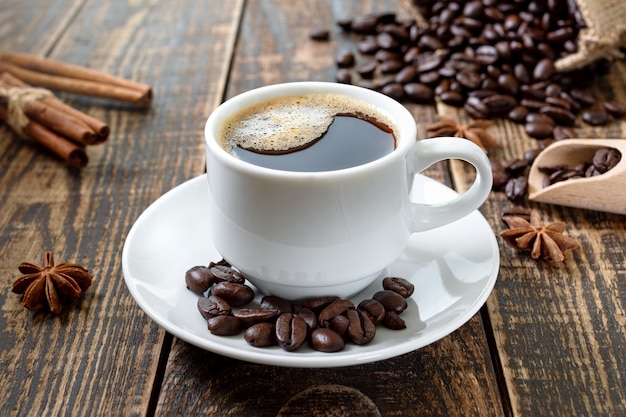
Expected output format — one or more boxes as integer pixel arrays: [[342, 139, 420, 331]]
[[204, 81, 417, 178]]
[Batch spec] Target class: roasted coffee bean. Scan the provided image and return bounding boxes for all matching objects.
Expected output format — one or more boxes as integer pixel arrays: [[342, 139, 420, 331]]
[[380, 60, 404, 74], [298, 307, 318, 331], [582, 109, 609, 126], [504, 176, 528, 201], [356, 60, 377, 78], [309, 28, 330, 41], [526, 113, 554, 125], [505, 158, 530, 175], [210, 281, 255, 307], [350, 15, 378, 34], [482, 94, 517, 116], [207, 315, 243, 336], [244, 322, 277, 347], [523, 148, 542, 163], [346, 309, 376, 345], [357, 38, 379, 55], [335, 69, 352, 84], [372, 290, 407, 314], [233, 308, 279, 328], [498, 74, 519, 96], [275, 313, 308, 352], [508, 105, 529, 123], [569, 88, 596, 107], [210, 265, 245, 284], [603, 101, 626, 119], [335, 51, 355, 68], [395, 66, 417, 84], [439, 90, 465, 106], [525, 121, 553, 139], [552, 125, 577, 140], [533, 58, 555, 81], [318, 299, 355, 327], [376, 32, 399, 50], [456, 70, 482, 89], [185, 266, 214, 294], [357, 299, 385, 325], [382, 311, 406, 330], [540, 106, 576, 126], [310, 328, 345, 352], [490, 157, 509, 190], [382, 277, 414, 298], [329, 314, 350, 337], [197, 295, 231, 320], [381, 83, 405, 99], [404, 83, 434, 103], [260, 295, 294, 315], [302, 296, 341, 313], [475, 45, 499, 65], [464, 96, 490, 119], [593, 147, 621, 172]]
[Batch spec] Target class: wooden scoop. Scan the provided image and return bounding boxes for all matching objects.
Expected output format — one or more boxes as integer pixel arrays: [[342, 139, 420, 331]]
[[528, 138, 626, 215]]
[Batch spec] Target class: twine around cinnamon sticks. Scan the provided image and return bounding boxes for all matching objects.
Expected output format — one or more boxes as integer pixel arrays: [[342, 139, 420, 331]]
[[0, 51, 153, 168]]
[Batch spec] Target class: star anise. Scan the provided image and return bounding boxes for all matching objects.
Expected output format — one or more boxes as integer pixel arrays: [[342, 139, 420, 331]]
[[12, 251, 93, 314], [500, 211, 581, 262], [426, 116, 500, 153]]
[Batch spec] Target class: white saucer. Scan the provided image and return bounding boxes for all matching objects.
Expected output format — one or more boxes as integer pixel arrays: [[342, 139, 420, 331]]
[[122, 174, 499, 368]]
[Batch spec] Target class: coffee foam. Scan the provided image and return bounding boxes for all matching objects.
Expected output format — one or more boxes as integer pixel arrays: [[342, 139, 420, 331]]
[[219, 93, 394, 154]]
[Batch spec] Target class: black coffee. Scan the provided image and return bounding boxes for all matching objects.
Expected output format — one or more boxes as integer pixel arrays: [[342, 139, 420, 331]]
[[218, 93, 396, 172]]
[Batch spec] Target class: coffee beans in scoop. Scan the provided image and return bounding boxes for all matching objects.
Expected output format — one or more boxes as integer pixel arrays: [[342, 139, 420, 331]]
[[185, 261, 414, 353]]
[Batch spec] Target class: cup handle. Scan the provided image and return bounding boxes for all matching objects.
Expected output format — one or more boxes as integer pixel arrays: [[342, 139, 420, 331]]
[[409, 137, 492, 232]]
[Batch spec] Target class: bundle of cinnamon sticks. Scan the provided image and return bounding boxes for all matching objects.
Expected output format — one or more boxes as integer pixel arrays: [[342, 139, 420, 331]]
[[0, 51, 153, 168]]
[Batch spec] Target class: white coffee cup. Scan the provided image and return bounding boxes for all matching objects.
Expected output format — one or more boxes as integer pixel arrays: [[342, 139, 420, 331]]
[[204, 82, 492, 300]]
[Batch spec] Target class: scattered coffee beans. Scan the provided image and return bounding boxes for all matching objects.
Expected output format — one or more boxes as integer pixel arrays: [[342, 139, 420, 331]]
[[186, 261, 414, 353]]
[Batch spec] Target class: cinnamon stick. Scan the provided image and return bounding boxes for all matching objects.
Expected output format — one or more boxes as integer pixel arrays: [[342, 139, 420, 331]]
[[0, 53, 152, 107], [0, 105, 88, 168], [0, 71, 109, 141]]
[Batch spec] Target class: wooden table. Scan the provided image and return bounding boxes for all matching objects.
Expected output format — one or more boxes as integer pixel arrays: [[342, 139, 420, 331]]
[[1, 1, 625, 416]]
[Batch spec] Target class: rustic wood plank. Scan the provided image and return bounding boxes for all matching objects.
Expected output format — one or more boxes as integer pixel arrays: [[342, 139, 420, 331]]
[[0, 1, 242, 416], [445, 60, 626, 416], [155, 1, 503, 416]]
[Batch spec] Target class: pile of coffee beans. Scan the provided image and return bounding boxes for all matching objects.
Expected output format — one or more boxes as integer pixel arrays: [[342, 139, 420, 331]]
[[538, 146, 622, 187], [185, 260, 413, 353], [326, 1, 626, 140]]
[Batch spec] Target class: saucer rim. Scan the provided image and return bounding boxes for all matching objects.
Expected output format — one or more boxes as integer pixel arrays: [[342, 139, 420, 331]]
[[122, 174, 499, 368]]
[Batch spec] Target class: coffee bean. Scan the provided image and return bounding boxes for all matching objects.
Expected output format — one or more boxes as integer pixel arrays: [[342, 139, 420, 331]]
[[210, 281, 255, 307], [508, 105, 529, 123], [533, 58, 555, 81], [356, 60, 377, 78], [505, 158, 530, 175], [382, 311, 406, 330], [298, 307, 318, 331], [346, 309, 376, 345], [456, 70, 482, 89], [498, 73, 520, 95], [185, 266, 214, 294], [382, 277, 415, 298], [490, 157, 509, 191], [504, 176, 528, 201], [482, 94, 517, 117], [335, 69, 352, 84], [440, 90, 465, 106], [244, 322, 277, 347], [197, 295, 231, 320], [302, 296, 341, 313], [593, 147, 621, 172], [207, 315, 243, 336], [210, 265, 245, 284], [309, 28, 330, 41], [233, 308, 280, 328], [310, 328, 345, 352], [552, 125, 577, 140], [582, 109, 609, 126], [465, 96, 490, 119], [357, 299, 386, 325], [381, 83, 405, 99], [404, 83, 434, 103], [357, 38, 379, 55], [395, 66, 417, 84], [350, 15, 378, 34], [329, 314, 350, 337], [275, 313, 308, 352], [475, 45, 499, 65], [335, 51, 355, 68], [525, 121, 553, 139], [318, 299, 355, 327], [540, 106, 576, 126], [380, 59, 404, 74], [260, 295, 294, 315], [569, 89, 596, 107], [603, 101, 626, 119], [372, 290, 407, 314]]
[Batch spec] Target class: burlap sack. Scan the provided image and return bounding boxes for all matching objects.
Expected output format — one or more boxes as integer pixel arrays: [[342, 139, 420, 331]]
[[555, 0, 626, 71]]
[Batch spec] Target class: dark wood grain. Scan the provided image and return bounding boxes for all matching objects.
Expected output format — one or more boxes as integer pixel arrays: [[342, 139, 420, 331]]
[[0, 0, 241, 415], [444, 61, 626, 416]]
